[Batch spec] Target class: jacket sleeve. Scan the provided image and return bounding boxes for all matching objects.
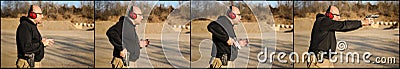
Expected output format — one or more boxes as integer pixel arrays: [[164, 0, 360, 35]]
[[320, 18, 362, 32], [106, 27, 123, 51], [16, 22, 41, 54], [207, 23, 229, 42]]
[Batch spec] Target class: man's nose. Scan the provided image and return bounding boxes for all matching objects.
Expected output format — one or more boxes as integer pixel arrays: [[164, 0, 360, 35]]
[[238, 16, 242, 20]]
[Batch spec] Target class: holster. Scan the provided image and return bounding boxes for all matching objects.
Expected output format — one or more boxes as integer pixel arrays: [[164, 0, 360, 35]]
[[221, 54, 228, 66], [306, 51, 325, 68], [122, 52, 130, 66], [24, 53, 35, 68]]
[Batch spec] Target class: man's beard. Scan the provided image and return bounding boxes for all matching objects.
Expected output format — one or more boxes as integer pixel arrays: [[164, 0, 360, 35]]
[[128, 18, 141, 25], [134, 20, 142, 25], [233, 19, 241, 25], [35, 19, 42, 24], [134, 21, 141, 25]]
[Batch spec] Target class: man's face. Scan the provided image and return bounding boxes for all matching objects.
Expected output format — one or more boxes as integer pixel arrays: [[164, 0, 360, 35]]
[[330, 6, 341, 21], [133, 10, 143, 24], [231, 7, 241, 25], [32, 6, 44, 24], [129, 6, 143, 25]]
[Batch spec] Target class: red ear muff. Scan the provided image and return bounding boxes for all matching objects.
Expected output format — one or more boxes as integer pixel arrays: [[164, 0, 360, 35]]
[[228, 6, 236, 19], [325, 5, 334, 19], [228, 12, 236, 19], [29, 12, 37, 19], [325, 12, 333, 19], [130, 12, 137, 19], [28, 5, 37, 19]]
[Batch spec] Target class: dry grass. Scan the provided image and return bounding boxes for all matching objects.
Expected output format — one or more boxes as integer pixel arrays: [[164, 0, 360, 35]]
[[1, 18, 94, 68], [1, 18, 80, 31]]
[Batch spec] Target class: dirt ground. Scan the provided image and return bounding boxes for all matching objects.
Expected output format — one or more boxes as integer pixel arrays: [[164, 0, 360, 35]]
[[2, 17, 397, 68], [1, 18, 94, 68], [190, 20, 294, 68], [94, 21, 190, 68], [294, 18, 399, 68]]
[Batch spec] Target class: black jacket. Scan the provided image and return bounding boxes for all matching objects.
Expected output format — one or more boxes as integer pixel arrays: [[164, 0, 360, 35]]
[[106, 16, 140, 62], [106, 16, 124, 58], [207, 16, 239, 61], [308, 14, 362, 58], [16, 16, 45, 62]]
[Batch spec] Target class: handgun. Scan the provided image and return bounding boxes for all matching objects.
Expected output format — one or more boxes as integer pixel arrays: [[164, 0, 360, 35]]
[[25, 53, 35, 68]]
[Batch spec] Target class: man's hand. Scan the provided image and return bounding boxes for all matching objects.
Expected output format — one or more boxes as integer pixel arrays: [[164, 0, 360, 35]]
[[42, 38, 55, 47], [120, 49, 127, 58], [139, 39, 149, 48], [238, 39, 249, 47], [361, 18, 373, 26], [227, 38, 234, 46]]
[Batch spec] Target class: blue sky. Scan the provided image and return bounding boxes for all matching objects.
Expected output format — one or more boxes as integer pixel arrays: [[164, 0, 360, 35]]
[[1, 1, 87, 8], [1, 1, 394, 8], [157, 1, 278, 8], [158, 1, 181, 8], [53, 1, 88, 7], [268, 1, 279, 8]]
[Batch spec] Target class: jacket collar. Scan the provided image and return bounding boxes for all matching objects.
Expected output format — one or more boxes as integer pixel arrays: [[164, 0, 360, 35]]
[[20, 16, 37, 26]]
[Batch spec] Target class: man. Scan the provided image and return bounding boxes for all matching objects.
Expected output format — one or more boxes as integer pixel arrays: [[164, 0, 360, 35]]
[[207, 6, 248, 68], [16, 5, 55, 68], [307, 5, 372, 68], [106, 6, 148, 68]]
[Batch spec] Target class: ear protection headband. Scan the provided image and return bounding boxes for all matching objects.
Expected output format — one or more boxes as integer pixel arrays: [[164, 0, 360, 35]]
[[228, 6, 236, 19], [28, 5, 37, 19], [325, 5, 333, 19], [128, 6, 137, 19]]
